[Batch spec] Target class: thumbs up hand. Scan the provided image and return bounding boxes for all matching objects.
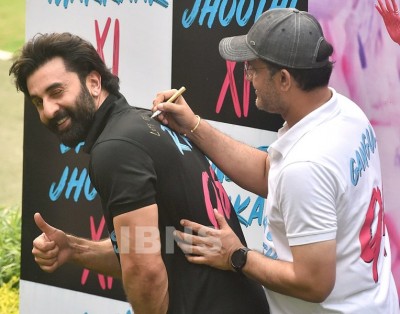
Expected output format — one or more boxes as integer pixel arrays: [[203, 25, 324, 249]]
[[32, 213, 73, 272]]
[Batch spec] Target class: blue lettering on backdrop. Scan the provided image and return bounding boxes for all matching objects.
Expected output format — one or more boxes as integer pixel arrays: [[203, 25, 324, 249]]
[[233, 195, 251, 225], [110, 230, 119, 254], [210, 145, 268, 227], [247, 196, 264, 226], [232, 194, 264, 227], [48, 0, 169, 9], [60, 142, 85, 154], [182, 0, 298, 28], [263, 216, 278, 259], [49, 143, 97, 202], [263, 242, 278, 259], [350, 126, 377, 186], [49, 167, 97, 202]]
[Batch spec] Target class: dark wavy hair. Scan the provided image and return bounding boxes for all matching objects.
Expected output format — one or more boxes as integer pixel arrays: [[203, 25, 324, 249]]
[[9, 32, 120, 96]]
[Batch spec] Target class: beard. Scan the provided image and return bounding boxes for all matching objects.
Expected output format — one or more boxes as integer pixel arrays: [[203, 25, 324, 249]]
[[255, 85, 281, 115], [47, 83, 96, 147]]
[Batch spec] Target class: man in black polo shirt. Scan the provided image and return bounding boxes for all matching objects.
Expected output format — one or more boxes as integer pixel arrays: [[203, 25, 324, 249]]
[[9, 32, 269, 314]]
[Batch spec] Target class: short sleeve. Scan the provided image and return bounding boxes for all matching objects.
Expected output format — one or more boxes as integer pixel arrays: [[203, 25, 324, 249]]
[[276, 161, 339, 246], [89, 138, 157, 217]]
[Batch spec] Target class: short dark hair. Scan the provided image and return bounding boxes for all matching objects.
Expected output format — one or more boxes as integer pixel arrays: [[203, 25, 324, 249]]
[[263, 40, 334, 91], [9, 32, 120, 96], [265, 59, 334, 91]]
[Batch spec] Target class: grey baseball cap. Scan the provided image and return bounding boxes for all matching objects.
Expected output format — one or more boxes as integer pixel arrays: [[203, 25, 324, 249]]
[[219, 8, 333, 69]]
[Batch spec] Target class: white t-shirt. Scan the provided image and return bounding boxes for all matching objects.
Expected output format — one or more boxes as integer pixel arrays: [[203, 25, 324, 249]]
[[263, 88, 399, 313]]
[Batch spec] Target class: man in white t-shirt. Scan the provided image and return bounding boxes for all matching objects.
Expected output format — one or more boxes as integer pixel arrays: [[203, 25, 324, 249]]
[[152, 8, 400, 314]]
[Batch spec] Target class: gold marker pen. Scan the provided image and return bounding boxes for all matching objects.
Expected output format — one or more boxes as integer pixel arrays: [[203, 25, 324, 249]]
[[151, 86, 186, 118]]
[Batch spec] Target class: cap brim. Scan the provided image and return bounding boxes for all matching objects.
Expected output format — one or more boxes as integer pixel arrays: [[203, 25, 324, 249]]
[[219, 35, 258, 62]]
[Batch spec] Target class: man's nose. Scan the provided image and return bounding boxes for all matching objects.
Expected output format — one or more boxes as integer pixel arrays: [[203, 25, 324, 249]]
[[40, 99, 59, 122]]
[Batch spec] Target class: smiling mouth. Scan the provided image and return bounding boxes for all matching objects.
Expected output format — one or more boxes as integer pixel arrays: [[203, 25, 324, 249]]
[[56, 116, 68, 126], [55, 116, 71, 132]]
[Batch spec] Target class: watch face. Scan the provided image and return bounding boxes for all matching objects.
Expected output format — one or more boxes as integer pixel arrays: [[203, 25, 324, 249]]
[[231, 248, 249, 271]]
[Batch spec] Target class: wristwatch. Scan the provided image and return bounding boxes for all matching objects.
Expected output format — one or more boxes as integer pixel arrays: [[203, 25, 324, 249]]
[[230, 247, 251, 272]]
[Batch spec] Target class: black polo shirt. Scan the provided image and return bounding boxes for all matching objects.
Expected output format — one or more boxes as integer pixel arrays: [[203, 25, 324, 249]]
[[84, 94, 269, 314]]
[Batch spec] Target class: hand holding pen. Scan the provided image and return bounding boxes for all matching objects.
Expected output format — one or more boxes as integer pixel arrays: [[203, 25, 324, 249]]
[[152, 87, 202, 136], [151, 86, 186, 118]]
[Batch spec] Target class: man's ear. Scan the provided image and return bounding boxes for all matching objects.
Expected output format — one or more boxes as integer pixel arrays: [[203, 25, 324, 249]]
[[86, 71, 102, 97], [279, 69, 292, 92]]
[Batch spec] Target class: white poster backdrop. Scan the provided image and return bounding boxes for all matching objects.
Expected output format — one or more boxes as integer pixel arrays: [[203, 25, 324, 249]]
[[22, 1, 277, 313], [26, 0, 172, 107], [20, 281, 133, 314]]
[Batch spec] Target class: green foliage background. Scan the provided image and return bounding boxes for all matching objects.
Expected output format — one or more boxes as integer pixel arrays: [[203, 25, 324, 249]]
[[0, 207, 21, 286], [0, 207, 21, 314], [0, 0, 25, 52]]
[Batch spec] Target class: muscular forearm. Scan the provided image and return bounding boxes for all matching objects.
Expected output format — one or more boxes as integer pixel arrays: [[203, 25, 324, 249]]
[[122, 258, 169, 314], [68, 236, 122, 278], [243, 248, 335, 302], [112, 205, 168, 312], [186, 119, 269, 197]]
